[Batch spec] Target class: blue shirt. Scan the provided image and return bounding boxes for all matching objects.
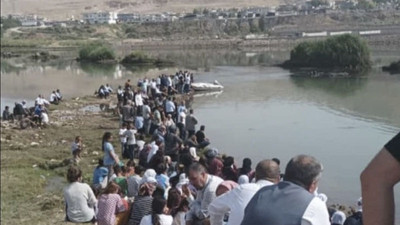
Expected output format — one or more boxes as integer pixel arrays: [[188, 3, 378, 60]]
[[93, 167, 108, 184], [135, 116, 144, 129], [165, 101, 175, 113], [103, 142, 116, 166], [156, 174, 169, 189]]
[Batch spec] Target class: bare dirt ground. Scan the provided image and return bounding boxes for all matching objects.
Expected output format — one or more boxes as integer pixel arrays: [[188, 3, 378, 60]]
[[1, 0, 281, 20]]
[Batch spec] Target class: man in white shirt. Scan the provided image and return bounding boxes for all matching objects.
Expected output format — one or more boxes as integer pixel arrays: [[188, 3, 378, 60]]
[[165, 97, 175, 117], [241, 155, 330, 225], [49, 91, 59, 105], [121, 123, 137, 160], [183, 162, 223, 225], [208, 159, 281, 225]]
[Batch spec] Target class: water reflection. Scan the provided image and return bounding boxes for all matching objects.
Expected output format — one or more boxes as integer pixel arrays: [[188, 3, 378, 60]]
[[79, 62, 118, 77], [290, 77, 368, 97]]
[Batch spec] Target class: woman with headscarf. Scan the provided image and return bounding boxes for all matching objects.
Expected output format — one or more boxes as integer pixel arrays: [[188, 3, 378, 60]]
[[127, 178, 157, 225]]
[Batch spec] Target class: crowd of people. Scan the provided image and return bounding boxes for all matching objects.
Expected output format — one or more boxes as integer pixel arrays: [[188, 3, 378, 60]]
[[2, 89, 62, 128], [59, 70, 400, 225]]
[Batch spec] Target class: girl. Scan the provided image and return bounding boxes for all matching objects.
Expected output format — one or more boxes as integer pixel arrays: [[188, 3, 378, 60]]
[[140, 197, 173, 225], [97, 182, 126, 225]]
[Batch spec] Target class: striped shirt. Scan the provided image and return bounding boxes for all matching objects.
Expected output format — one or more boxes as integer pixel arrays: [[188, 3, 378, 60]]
[[97, 193, 126, 225], [128, 195, 153, 225]]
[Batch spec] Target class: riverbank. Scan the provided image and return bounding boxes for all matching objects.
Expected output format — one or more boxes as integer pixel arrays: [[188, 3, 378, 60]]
[[1, 89, 367, 224], [0, 95, 121, 224]]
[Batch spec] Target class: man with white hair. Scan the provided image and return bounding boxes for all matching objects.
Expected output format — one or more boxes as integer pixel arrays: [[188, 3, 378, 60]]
[[208, 159, 280, 225], [241, 154, 330, 225], [183, 162, 223, 225]]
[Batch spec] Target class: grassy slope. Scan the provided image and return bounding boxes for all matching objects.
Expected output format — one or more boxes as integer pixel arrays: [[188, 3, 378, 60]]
[[1, 96, 120, 225]]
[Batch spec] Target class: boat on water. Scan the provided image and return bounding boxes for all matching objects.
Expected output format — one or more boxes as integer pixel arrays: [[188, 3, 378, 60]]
[[191, 80, 224, 91]]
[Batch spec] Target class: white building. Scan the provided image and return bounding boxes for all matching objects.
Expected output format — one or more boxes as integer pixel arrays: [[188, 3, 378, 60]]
[[117, 13, 141, 23], [82, 12, 117, 24]]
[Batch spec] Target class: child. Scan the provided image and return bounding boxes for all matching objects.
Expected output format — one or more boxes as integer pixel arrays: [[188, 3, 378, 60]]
[[71, 136, 82, 162]]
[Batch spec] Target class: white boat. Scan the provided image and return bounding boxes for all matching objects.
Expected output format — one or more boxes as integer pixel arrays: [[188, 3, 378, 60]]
[[191, 80, 224, 92]]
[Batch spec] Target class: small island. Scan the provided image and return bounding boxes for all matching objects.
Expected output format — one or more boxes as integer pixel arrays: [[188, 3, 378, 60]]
[[77, 42, 117, 63], [282, 34, 371, 76], [76, 43, 175, 68]]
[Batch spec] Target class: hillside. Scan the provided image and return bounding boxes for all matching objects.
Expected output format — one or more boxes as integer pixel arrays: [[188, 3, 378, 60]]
[[1, 0, 282, 20]]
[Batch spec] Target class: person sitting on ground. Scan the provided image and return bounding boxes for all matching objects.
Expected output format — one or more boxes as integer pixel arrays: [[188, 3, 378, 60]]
[[331, 210, 346, 225], [205, 148, 224, 178], [113, 165, 129, 197], [195, 125, 210, 148], [97, 182, 126, 225], [63, 166, 97, 224], [360, 131, 400, 225], [93, 158, 109, 190], [221, 156, 238, 182], [140, 197, 173, 225], [182, 162, 224, 225], [185, 134, 199, 149], [98, 85, 107, 99], [71, 136, 83, 162], [127, 164, 144, 197], [127, 177, 157, 225], [167, 188, 189, 225], [209, 159, 280, 225], [343, 198, 363, 225], [2, 106, 13, 121], [13, 101, 25, 121], [50, 90, 59, 105], [241, 154, 330, 225], [238, 158, 255, 182], [105, 84, 113, 94], [155, 163, 170, 190], [56, 89, 62, 101]]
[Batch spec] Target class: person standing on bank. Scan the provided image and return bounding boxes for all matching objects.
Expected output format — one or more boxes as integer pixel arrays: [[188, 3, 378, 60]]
[[241, 154, 330, 225], [102, 132, 120, 181]]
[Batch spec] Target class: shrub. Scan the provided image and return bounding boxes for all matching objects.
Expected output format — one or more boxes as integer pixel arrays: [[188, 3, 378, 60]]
[[285, 34, 371, 73], [78, 43, 115, 62]]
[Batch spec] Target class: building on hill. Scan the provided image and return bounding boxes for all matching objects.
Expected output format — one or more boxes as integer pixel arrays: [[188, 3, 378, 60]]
[[82, 12, 117, 24]]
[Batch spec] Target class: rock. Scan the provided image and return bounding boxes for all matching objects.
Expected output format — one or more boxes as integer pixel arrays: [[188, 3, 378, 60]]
[[33, 164, 38, 168], [34, 133, 39, 139], [92, 151, 99, 156], [40, 175, 46, 180], [61, 140, 67, 144], [5, 135, 12, 140], [75, 97, 80, 101], [30, 142, 40, 147]]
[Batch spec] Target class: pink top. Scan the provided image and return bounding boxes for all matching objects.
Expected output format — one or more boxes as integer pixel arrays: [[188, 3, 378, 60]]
[[97, 193, 126, 225]]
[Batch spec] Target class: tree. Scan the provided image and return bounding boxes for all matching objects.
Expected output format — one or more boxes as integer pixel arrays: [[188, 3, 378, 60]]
[[285, 34, 371, 73]]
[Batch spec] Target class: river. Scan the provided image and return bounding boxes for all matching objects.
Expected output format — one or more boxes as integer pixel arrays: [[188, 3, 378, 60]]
[[1, 49, 400, 219]]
